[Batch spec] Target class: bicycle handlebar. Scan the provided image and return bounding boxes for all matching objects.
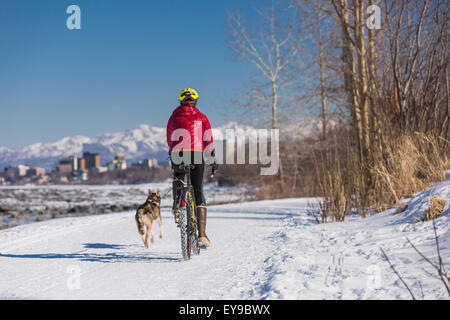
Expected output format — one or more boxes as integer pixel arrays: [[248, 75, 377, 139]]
[[176, 162, 217, 178]]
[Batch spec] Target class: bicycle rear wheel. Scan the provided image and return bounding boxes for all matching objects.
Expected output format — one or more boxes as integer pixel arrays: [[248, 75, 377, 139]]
[[179, 192, 191, 260], [179, 193, 190, 261], [179, 189, 200, 260], [186, 190, 200, 256]]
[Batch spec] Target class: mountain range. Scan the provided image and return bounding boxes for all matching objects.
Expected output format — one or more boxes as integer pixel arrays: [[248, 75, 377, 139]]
[[0, 120, 336, 171]]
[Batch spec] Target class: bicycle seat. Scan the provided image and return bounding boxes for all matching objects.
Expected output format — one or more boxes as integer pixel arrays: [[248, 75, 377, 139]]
[[179, 163, 195, 171]]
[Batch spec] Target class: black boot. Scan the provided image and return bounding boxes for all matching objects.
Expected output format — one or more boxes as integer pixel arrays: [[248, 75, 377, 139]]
[[172, 179, 183, 214]]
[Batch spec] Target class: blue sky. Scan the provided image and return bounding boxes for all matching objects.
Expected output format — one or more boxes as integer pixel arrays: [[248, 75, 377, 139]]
[[0, 0, 258, 149]]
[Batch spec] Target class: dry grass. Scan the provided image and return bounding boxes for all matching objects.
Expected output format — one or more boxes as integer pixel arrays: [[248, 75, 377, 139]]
[[213, 129, 449, 224], [371, 133, 449, 213], [316, 150, 353, 222], [316, 132, 449, 222], [425, 196, 446, 221]]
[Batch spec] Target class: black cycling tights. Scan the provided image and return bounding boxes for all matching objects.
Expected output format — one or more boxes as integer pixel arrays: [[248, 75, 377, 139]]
[[170, 151, 206, 206]]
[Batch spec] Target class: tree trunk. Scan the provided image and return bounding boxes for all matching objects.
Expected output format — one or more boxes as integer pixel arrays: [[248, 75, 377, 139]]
[[317, 7, 328, 140], [367, 0, 379, 151], [337, 0, 362, 161], [353, 0, 371, 160], [271, 79, 278, 130]]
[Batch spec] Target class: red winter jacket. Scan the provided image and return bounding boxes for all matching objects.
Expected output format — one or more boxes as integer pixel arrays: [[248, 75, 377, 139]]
[[166, 105, 214, 153]]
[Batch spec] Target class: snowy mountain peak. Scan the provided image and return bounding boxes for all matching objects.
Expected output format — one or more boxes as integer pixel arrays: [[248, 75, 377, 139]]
[[0, 120, 332, 171], [137, 124, 152, 131], [19, 135, 92, 158]]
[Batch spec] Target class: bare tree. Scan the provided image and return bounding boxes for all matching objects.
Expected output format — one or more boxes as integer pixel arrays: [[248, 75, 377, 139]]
[[381, 219, 450, 299], [296, 0, 333, 140], [228, 2, 300, 130], [298, 0, 373, 163], [379, 0, 449, 141]]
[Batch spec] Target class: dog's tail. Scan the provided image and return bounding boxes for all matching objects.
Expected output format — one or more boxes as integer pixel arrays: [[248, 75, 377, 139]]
[[135, 211, 145, 236]]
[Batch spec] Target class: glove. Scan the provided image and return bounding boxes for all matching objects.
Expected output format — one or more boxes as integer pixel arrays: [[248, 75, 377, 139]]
[[209, 161, 218, 179], [204, 149, 216, 166], [205, 156, 218, 172], [205, 156, 216, 166]]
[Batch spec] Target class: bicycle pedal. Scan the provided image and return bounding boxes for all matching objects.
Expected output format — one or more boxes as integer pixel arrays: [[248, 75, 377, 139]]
[[173, 212, 181, 227]]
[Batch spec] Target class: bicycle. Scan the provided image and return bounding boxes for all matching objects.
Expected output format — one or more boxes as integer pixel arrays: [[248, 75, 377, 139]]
[[173, 162, 216, 260]]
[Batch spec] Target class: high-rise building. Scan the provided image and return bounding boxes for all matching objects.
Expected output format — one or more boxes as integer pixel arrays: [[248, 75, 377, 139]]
[[78, 158, 86, 171], [83, 152, 100, 170], [106, 153, 127, 171], [4, 165, 30, 177], [132, 158, 158, 168], [26, 166, 45, 177], [58, 156, 77, 173]]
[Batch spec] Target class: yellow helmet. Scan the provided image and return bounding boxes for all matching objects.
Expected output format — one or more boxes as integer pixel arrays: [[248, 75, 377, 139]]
[[178, 88, 199, 102]]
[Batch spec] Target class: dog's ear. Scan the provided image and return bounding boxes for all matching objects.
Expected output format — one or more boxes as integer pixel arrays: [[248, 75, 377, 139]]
[[148, 189, 152, 195], [156, 189, 160, 196]]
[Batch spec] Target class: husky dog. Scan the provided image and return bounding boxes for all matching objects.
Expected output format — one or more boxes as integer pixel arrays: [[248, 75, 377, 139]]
[[135, 189, 162, 248]]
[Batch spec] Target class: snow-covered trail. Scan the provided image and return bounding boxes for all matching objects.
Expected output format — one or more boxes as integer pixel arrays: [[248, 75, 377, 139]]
[[0, 199, 305, 299], [0, 182, 449, 300]]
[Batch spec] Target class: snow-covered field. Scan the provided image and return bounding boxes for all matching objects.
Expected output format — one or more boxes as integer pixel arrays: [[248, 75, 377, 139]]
[[0, 182, 252, 229], [0, 181, 448, 300]]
